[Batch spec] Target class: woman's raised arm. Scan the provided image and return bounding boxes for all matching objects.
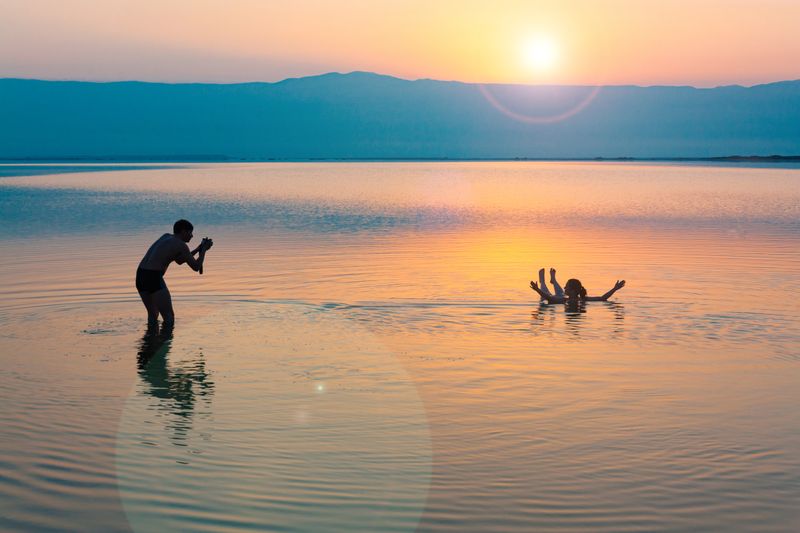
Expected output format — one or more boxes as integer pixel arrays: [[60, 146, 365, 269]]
[[586, 279, 626, 301], [531, 281, 565, 304]]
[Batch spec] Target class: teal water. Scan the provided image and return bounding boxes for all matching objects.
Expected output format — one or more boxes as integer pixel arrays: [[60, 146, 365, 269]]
[[1, 162, 799, 531]]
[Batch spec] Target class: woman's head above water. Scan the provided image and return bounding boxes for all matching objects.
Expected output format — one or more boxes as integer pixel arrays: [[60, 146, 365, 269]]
[[564, 278, 587, 300]]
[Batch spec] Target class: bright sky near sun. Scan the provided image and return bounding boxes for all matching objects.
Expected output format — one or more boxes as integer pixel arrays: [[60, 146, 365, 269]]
[[2, 0, 799, 87]]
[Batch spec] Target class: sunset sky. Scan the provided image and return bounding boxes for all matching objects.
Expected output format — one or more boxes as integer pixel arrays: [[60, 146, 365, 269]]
[[2, 0, 799, 87]]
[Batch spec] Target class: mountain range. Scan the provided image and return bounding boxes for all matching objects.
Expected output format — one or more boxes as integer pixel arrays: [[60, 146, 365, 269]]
[[1, 72, 799, 159]]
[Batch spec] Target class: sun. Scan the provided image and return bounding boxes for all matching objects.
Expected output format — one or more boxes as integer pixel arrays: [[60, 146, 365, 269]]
[[522, 36, 559, 72]]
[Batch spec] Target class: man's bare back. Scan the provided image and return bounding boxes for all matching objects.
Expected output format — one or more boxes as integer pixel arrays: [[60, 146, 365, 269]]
[[138, 233, 194, 273]]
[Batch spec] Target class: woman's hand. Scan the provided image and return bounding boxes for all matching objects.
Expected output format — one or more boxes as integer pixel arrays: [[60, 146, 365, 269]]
[[596, 279, 626, 301]]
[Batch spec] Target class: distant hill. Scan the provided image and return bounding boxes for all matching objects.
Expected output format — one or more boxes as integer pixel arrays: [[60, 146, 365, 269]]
[[1, 72, 799, 159]]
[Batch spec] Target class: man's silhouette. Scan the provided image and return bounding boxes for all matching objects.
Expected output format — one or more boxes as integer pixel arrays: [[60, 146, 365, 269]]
[[135, 219, 213, 325]]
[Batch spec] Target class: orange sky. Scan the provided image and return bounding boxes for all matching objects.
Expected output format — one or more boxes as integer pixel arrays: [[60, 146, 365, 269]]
[[2, 0, 799, 86]]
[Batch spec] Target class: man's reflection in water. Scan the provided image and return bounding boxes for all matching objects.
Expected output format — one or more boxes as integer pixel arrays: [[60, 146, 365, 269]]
[[136, 323, 214, 446], [530, 302, 625, 339]]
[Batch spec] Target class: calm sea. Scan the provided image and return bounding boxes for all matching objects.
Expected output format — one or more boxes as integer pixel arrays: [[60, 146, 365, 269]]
[[1, 162, 799, 531]]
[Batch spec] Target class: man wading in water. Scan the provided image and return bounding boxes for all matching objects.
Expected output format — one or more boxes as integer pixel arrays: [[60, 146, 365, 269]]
[[135, 219, 213, 326]]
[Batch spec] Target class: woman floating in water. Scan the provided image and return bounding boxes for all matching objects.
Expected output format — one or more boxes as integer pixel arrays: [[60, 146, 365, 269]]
[[530, 268, 625, 304]]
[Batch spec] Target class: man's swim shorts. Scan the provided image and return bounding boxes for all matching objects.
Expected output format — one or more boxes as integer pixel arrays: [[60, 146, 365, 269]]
[[135, 268, 167, 294]]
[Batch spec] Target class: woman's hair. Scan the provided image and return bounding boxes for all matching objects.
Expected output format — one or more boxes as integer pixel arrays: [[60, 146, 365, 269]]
[[564, 278, 587, 300]]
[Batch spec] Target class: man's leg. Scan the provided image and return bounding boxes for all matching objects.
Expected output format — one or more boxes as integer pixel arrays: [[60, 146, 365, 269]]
[[154, 288, 175, 326], [138, 290, 160, 325], [538, 268, 553, 298]]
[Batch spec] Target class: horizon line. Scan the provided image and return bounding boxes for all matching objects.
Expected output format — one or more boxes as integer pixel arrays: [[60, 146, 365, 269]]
[[3, 155, 800, 164], [2, 71, 799, 90]]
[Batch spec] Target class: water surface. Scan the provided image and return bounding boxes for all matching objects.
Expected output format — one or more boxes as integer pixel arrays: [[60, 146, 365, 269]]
[[1, 162, 799, 531]]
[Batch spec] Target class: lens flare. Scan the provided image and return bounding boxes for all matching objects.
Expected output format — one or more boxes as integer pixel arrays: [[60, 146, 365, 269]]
[[477, 83, 602, 124]]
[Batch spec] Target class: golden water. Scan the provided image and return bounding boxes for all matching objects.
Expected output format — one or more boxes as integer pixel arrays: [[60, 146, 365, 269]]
[[1, 162, 799, 531]]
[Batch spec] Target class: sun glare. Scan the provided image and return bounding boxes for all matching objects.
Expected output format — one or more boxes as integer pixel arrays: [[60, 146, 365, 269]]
[[522, 36, 559, 72]]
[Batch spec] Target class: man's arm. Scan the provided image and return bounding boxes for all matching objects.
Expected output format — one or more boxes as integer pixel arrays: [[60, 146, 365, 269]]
[[176, 243, 206, 273], [587, 280, 626, 301]]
